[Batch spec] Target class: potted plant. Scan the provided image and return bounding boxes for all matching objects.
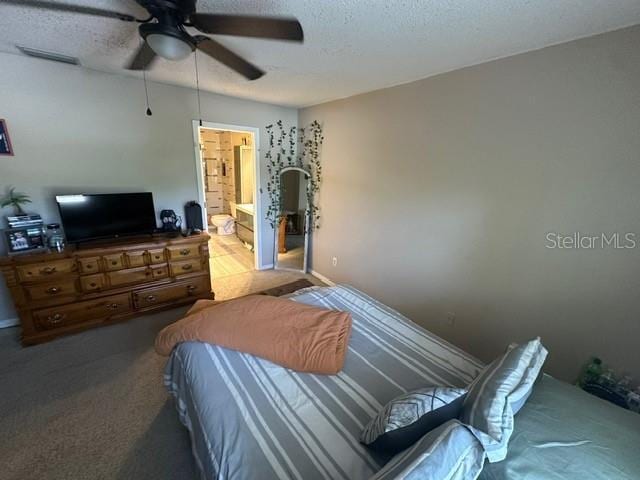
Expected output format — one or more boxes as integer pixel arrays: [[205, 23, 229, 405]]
[[0, 186, 32, 215]]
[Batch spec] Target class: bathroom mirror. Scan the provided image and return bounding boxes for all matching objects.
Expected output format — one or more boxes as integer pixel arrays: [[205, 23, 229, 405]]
[[275, 167, 310, 272]]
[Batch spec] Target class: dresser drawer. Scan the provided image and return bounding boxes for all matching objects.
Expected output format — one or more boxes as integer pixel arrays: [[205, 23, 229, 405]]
[[133, 276, 210, 309], [32, 293, 132, 331], [26, 278, 78, 301], [148, 248, 166, 264], [169, 259, 203, 276], [17, 259, 77, 281], [151, 265, 168, 280], [103, 254, 125, 271], [78, 257, 100, 274], [107, 267, 152, 287], [167, 243, 200, 260], [80, 274, 105, 292], [125, 250, 146, 268]]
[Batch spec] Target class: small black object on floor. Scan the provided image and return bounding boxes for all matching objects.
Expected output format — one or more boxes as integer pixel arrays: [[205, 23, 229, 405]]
[[259, 279, 315, 297]]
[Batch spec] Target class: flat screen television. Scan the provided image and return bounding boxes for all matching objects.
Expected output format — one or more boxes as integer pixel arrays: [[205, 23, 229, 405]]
[[56, 193, 157, 243]]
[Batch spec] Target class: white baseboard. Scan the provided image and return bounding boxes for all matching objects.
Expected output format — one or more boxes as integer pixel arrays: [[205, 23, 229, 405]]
[[310, 270, 335, 286], [259, 263, 274, 270], [0, 317, 19, 329]]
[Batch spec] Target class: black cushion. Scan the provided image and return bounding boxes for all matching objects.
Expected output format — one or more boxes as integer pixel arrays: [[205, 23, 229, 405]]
[[361, 387, 467, 455]]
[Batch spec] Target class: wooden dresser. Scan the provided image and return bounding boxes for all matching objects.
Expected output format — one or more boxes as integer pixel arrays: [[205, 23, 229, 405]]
[[0, 233, 214, 345]]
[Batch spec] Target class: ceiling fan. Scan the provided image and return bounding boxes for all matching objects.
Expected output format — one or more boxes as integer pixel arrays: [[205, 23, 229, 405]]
[[5, 0, 304, 80]]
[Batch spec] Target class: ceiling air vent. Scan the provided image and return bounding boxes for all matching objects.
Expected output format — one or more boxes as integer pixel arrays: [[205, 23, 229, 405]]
[[16, 45, 80, 65]]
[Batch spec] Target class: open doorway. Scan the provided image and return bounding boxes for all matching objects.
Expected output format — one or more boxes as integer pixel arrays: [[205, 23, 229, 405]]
[[193, 122, 261, 290]]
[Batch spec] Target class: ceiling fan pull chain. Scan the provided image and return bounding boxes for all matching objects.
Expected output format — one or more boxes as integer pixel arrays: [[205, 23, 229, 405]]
[[142, 68, 152, 117], [194, 50, 203, 126]]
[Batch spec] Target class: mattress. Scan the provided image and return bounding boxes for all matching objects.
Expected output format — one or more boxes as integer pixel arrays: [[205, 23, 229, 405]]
[[164, 285, 483, 480]]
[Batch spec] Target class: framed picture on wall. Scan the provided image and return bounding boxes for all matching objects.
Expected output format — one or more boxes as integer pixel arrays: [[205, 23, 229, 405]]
[[0, 119, 14, 156]]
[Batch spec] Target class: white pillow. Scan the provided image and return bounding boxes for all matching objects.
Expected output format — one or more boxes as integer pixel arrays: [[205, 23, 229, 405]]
[[370, 419, 486, 480], [508, 341, 548, 414], [459, 337, 548, 462]]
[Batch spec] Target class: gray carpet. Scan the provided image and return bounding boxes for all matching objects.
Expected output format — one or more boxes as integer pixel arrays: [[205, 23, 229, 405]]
[[0, 307, 197, 480]]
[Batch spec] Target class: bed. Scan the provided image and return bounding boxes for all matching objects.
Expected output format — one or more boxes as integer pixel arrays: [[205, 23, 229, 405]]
[[164, 285, 640, 479]]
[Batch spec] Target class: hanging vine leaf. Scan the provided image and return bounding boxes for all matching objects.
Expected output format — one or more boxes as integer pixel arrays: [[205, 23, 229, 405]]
[[263, 120, 323, 231]]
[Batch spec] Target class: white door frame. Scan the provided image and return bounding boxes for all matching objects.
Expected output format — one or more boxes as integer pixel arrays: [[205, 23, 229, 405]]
[[192, 120, 264, 270]]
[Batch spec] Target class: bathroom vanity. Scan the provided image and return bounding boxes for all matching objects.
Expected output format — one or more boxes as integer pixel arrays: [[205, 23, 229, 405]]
[[234, 203, 254, 247]]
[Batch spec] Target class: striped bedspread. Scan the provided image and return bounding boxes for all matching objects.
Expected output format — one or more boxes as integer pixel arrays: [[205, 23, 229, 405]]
[[164, 285, 483, 480]]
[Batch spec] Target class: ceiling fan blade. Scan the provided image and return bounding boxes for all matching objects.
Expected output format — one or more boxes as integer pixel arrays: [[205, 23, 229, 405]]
[[2, 0, 138, 22], [191, 14, 303, 42], [127, 42, 157, 70], [195, 36, 264, 81]]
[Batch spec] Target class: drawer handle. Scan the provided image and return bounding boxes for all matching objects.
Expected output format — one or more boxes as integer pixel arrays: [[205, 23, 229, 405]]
[[106, 303, 120, 310], [146, 295, 157, 302], [179, 248, 191, 256], [47, 313, 65, 325], [154, 255, 162, 260], [86, 264, 93, 269], [187, 285, 197, 295], [40, 266, 57, 275], [181, 264, 193, 271], [111, 260, 119, 266], [89, 283, 97, 288], [46, 286, 61, 295]]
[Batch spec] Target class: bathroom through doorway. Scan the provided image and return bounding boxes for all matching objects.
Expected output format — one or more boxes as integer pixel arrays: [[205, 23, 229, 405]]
[[194, 122, 260, 288]]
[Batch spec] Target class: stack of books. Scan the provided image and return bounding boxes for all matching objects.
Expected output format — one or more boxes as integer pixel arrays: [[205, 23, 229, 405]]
[[7, 214, 43, 229]]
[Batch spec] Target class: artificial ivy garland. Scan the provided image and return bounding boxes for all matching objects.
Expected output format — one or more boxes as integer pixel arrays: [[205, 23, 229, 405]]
[[265, 120, 324, 232]]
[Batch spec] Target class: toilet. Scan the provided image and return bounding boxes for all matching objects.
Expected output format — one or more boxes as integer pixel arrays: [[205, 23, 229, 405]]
[[210, 214, 235, 235]]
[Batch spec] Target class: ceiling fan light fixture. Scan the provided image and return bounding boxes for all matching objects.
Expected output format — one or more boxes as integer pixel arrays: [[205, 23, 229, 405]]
[[146, 33, 193, 60], [140, 23, 195, 61]]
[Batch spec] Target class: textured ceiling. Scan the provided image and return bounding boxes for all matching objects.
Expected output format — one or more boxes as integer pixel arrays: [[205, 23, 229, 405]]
[[1, 1, 640, 107]]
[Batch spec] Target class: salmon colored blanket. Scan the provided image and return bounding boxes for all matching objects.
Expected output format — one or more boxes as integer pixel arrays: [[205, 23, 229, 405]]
[[155, 295, 352, 375]]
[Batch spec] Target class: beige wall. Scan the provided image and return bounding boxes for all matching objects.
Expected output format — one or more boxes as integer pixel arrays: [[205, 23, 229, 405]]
[[301, 25, 640, 383], [0, 52, 296, 322]]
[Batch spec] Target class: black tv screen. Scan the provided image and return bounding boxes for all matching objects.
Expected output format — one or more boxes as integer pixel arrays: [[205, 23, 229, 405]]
[[56, 193, 157, 243]]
